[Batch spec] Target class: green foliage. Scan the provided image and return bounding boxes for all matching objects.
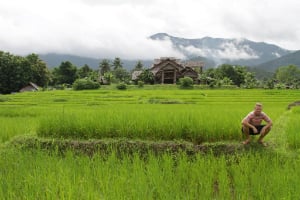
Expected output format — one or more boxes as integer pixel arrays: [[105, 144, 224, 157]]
[[99, 59, 111, 75], [25, 54, 50, 87], [77, 64, 93, 79], [102, 72, 113, 85], [139, 69, 155, 84], [112, 57, 123, 70], [179, 77, 194, 89], [52, 61, 78, 85], [137, 81, 144, 88], [72, 78, 100, 90], [0, 51, 50, 94], [113, 67, 130, 82], [275, 65, 300, 87], [116, 83, 127, 90], [134, 60, 144, 70]]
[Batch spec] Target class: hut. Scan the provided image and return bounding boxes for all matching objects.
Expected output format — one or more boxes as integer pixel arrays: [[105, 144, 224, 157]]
[[19, 82, 39, 92]]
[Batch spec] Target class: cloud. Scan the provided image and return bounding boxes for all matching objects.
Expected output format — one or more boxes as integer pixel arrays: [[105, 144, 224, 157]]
[[0, 0, 299, 59], [179, 39, 259, 60]]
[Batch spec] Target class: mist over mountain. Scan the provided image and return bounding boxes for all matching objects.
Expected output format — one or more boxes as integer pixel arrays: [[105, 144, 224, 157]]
[[149, 33, 292, 67], [39, 33, 299, 74]]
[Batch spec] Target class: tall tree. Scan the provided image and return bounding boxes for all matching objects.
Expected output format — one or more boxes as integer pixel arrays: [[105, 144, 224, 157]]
[[99, 59, 111, 75], [133, 60, 144, 71], [54, 61, 78, 85], [0, 51, 34, 93], [78, 64, 93, 78], [25, 53, 50, 87], [113, 57, 123, 70]]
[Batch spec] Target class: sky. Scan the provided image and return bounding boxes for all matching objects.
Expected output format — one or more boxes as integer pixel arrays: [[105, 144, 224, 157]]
[[0, 0, 299, 60]]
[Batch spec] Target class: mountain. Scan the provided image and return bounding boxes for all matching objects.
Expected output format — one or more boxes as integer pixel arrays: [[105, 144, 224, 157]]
[[39, 34, 298, 73], [39, 53, 153, 70], [255, 50, 300, 72], [150, 33, 293, 67], [39, 53, 100, 68]]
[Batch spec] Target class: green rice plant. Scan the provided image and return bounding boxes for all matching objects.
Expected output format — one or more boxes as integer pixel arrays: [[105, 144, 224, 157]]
[[228, 151, 300, 199], [1, 149, 300, 199], [286, 107, 300, 149], [36, 104, 245, 142]]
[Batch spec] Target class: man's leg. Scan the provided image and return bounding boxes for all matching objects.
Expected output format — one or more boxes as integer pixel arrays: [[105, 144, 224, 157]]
[[257, 126, 271, 144], [242, 125, 251, 144]]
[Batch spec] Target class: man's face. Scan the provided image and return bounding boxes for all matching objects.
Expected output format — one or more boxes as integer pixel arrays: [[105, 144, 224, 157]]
[[254, 106, 262, 115]]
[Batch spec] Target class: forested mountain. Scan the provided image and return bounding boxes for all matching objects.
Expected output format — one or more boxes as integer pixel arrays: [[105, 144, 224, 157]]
[[255, 50, 300, 72], [39, 53, 153, 70], [150, 33, 292, 67]]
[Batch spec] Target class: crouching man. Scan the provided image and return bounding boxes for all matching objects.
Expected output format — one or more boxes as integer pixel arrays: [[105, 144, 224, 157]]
[[241, 103, 272, 146]]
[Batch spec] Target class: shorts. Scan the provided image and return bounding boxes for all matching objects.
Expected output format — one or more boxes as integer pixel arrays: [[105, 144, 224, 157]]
[[241, 125, 265, 135]]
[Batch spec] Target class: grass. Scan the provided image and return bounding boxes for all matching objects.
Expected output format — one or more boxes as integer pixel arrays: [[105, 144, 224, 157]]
[[1, 87, 300, 199], [0, 148, 300, 199]]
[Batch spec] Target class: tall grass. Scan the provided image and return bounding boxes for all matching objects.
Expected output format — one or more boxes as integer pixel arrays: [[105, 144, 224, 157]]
[[37, 104, 245, 142], [0, 149, 300, 199], [286, 107, 300, 149]]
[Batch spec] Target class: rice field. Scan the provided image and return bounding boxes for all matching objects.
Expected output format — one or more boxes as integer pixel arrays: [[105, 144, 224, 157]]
[[1, 87, 300, 199]]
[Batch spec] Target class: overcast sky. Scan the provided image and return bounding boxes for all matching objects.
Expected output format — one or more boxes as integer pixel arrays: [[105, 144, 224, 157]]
[[0, 0, 299, 59]]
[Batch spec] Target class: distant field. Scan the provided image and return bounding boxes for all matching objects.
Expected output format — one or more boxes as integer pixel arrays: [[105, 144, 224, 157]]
[[0, 88, 298, 142]]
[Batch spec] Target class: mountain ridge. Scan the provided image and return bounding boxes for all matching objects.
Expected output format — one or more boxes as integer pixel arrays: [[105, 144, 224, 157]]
[[150, 33, 293, 67], [38, 33, 299, 73]]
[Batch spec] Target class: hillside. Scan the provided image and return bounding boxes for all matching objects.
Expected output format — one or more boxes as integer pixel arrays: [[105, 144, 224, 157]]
[[255, 50, 300, 71], [39, 53, 153, 70], [150, 33, 292, 67]]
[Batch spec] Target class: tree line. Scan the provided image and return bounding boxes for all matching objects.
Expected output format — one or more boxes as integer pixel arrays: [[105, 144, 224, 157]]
[[1, 50, 300, 94]]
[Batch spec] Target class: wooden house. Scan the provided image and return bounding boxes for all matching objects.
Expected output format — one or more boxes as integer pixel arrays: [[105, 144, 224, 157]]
[[150, 57, 203, 84]]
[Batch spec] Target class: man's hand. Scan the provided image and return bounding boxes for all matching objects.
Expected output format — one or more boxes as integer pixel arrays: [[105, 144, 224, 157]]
[[260, 127, 266, 135], [253, 127, 258, 134]]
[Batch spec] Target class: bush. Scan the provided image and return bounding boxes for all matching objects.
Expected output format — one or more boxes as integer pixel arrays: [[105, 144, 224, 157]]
[[73, 78, 100, 90], [179, 77, 194, 89], [116, 83, 127, 90], [137, 81, 144, 88]]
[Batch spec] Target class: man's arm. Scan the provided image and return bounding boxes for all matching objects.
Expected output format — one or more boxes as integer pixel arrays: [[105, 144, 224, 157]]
[[242, 117, 258, 133], [261, 114, 273, 134]]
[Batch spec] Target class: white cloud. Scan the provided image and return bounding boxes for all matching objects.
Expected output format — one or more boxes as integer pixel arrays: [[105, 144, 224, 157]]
[[0, 0, 299, 59]]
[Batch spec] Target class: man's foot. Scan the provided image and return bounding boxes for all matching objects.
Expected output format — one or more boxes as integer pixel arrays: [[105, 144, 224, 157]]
[[258, 141, 267, 147], [242, 140, 250, 145]]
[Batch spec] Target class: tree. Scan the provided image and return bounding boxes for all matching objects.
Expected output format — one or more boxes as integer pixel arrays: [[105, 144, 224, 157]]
[[243, 72, 258, 88], [113, 67, 130, 82], [25, 53, 50, 87], [54, 61, 78, 85], [216, 64, 248, 87], [133, 61, 144, 71], [275, 65, 300, 87], [99, 59, 111, 75], [0, 51, 47, 94], [78, 64, 93, 79], [139, 69, 154, 84], [112, 57, 123, 70]]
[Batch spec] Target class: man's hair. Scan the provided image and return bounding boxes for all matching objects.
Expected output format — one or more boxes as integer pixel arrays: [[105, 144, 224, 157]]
[[255, 102, 263, 107]]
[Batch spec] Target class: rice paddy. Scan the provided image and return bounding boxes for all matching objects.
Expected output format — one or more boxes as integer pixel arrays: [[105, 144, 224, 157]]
[[1, 87, 300, 199]]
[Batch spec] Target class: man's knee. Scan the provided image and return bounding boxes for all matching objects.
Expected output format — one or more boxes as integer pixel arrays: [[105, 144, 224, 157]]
[[242, 126, 249, 134]]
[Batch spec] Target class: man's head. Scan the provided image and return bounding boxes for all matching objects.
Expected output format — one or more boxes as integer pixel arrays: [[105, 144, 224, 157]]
[[254, 102, 263, 115]]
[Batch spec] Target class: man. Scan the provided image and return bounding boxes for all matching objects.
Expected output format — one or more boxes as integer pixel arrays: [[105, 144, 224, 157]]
[[241, 103, 272, 146]]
